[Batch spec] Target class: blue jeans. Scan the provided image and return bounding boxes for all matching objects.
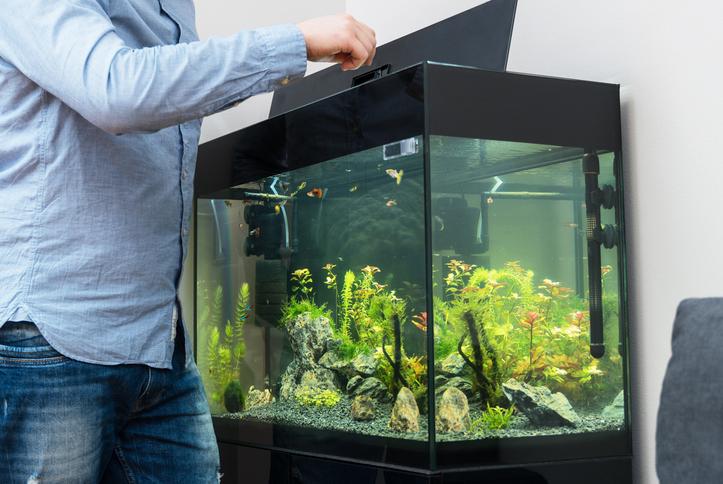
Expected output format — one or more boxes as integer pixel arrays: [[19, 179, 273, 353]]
[[0, 322, 219, 483]]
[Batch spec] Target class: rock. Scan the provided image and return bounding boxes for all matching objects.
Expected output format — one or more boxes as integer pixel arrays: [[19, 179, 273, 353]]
[[286, 313, 335, 366], [436, 376, 476, 402], [223, 381, 244, 413], [351, 353, 378, 377], [602, 391, 625, 420], [348, 377, 391, 402], [346, 375, 364, 394], [439, 353, 466, 377], [319, 351, 355, 379], [436, 387, 471, 433], [299, 368, 338, 392], [351, 395, 376, 421], [389, 387, 420, 432], [278, 313, 337, 400], [246, 386, 274, 410], [502, 378, 580, 427]]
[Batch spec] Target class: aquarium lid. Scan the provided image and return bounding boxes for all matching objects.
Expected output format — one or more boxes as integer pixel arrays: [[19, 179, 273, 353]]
[[269, 0, 518, 116]]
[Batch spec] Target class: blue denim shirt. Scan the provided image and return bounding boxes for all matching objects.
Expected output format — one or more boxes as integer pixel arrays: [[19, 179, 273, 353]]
[[0, 0, 307, 368]]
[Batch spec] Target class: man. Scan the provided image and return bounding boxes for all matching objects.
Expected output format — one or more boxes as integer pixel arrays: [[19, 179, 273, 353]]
[[0, 1, 375, 482]]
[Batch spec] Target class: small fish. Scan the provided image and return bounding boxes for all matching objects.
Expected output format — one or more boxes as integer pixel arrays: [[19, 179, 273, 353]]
[[337, 257, 344, 262], [249, 228, 262, 238], [349, 185, 358, 193], [274, 204, 281, 215], [411, 312, 428, 332], [385, 168, 404, 185], [307, 188, 324, 199], [386, 199, 397, 208], [565, 223, 579, 229]]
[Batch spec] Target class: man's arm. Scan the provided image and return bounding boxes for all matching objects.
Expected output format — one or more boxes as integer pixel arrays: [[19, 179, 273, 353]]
[[0, 1, 375, 135]]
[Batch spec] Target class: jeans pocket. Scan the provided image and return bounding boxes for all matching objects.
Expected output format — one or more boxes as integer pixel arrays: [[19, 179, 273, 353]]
[[0, 322, 68, 367]]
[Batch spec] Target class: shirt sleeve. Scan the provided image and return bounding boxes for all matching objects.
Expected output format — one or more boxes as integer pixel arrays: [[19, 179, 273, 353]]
[[0, 0, 308, 134]]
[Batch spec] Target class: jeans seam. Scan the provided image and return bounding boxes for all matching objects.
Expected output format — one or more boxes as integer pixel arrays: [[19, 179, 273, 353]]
[[113, 446, 137, 484], [137, 367, 153, 402]]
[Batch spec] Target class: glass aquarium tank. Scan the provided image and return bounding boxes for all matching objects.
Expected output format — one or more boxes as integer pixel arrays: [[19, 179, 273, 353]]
[[194, 62, 631, 482]]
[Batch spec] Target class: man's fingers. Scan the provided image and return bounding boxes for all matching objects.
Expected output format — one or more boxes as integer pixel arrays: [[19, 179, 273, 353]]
[[354, 25, 375, 65], [341, 36, 368, 71]]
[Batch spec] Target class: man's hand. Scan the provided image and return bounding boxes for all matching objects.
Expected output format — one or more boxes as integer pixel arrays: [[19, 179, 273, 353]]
[[297, 14, 376, 71]]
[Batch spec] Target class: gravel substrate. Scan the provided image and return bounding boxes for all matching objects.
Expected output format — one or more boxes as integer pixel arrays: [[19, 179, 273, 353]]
[[222, 397, 624, 442]]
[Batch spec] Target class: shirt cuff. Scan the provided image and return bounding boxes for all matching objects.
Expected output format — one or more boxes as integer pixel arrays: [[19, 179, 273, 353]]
[[256, 24, 308, 90]]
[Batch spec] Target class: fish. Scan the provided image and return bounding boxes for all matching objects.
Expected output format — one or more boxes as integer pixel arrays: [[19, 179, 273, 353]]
[[565, 223, 579, 229], [385, 168, 404, 185], [411, 312, 428, 332], [307, 188, 324, 199], [274, 204, 281, 215], [434, 215, 445, 232], [249, 228, 262, 238], [349, 185, 358, 193], [386, 199, 397, 208]]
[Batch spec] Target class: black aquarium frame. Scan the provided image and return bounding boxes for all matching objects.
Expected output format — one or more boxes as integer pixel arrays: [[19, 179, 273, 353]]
[[194, 62, 631, 483]]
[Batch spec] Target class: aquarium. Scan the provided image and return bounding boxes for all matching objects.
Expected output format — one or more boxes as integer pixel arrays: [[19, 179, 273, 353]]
[[194, 62, 630, 477]]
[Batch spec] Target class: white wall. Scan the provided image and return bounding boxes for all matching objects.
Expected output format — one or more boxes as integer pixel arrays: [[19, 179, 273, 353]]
[[194, 0, 344, 143], [190, 1, 723, 483]]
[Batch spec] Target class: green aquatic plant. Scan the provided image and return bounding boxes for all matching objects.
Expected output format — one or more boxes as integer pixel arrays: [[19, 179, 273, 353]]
[[438, 259, 622, 409], [295, 387, 341, 408], [290, 268, 313, 299], [280, 298, 331, 327], [471, 404, 515, 432], [205, 283, 250, 411]]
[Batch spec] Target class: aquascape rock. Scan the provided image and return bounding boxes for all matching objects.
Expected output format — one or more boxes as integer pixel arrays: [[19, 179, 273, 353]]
[[438, 353, 466, 377], [436, 387, 471, 433], [286, 313, 336, 366], [318, 351, 355, 380], [245, 386, 275, 410], [502, 378, 580, 428], [351, 395, 376, 421], [279, 313, 339, 400], [347, 376, 391, 402], [602, 390, 625, 420], [389, 387, 420, 432], [351, 352, 378, 377]]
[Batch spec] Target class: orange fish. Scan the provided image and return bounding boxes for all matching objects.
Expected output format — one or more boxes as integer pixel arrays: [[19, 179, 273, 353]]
[[307, 188, 324, 199], [386, 199, 397, 208], [411, 312, 428, 332]]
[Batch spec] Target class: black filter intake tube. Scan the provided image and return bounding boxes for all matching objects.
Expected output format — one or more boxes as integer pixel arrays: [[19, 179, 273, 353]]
[[583, 152, 605, 359]]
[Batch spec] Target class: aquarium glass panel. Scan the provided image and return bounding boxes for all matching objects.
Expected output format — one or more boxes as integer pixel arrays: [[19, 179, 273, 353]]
[[196, 136, 431, 442], [430, 136, 625, 443]]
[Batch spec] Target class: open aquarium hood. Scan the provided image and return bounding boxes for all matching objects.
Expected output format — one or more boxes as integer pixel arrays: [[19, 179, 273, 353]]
[[269, 0, 518, 116]]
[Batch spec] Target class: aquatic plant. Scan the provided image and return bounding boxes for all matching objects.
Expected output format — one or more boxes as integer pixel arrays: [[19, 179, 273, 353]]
[[471, 404, 515, 432], [438, 259, 623, 409], [382, 314, 408, 394], [205, 283, 251, 411], [295, 387, 342, 408], [280, 298, 331, 327], [290, 268, 313, 299]]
